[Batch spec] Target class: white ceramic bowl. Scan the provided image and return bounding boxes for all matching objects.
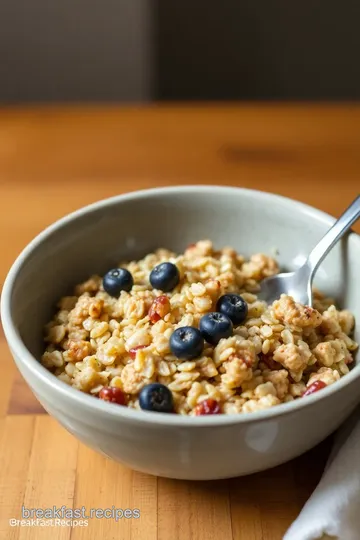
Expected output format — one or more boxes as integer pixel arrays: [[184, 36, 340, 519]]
[[1, 186, 360, 480]]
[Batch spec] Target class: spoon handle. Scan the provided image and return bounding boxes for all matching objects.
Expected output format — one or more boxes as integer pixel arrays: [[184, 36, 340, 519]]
[[307, 195, 360, 277]]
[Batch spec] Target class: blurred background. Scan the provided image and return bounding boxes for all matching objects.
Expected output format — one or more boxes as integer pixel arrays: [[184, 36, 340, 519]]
[[1, 0, 360, 103]]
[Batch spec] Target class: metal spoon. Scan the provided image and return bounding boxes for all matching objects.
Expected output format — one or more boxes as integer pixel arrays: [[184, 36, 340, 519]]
[[259, 195, 360, 306]]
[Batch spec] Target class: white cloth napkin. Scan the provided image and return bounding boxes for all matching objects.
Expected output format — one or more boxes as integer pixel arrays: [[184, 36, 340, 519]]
[[284, 407, 360, 540]]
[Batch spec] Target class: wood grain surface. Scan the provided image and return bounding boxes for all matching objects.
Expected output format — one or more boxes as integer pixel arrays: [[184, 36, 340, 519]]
[[0, 104, 359, 540]]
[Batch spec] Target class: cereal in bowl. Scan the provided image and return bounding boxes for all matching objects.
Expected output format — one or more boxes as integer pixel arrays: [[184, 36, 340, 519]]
[[42, 240, 358, 415]]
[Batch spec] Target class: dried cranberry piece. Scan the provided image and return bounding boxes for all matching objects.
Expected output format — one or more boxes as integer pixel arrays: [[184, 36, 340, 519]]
[[99, 387, 127, 405], [303, 380, 327, 397], [194, 398, 221, 415], [148, 295, 171, 323]]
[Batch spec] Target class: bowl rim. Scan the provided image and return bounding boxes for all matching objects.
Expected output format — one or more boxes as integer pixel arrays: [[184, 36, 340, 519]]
[[1, 185, 360, 427]]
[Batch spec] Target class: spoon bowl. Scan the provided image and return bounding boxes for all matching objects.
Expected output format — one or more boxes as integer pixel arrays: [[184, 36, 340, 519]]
[[259, 265, 312, 306], [259, 195, 360, 306]]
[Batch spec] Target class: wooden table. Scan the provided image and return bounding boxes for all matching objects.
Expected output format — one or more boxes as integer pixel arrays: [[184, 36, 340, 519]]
[[0, 105, 359, 540]]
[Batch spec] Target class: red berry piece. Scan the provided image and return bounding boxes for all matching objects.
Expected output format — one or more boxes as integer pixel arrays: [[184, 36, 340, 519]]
[[148, 295, 171, 323], [99, 387, 127, 405], [303, 380, 326, 397], [194, 398, 221, 415], [129, 345, 147, 359]]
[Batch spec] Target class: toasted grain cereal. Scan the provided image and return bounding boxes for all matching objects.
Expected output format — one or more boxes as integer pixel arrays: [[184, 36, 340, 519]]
[[42, 240, 357, 414]]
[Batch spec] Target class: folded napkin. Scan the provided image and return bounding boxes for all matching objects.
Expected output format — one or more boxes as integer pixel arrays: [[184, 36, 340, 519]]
[[284, 407, 360, 540]]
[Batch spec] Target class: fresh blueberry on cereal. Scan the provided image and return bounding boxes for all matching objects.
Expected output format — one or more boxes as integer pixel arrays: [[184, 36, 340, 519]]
[[199, 312, 233, 345], [139, 383, 174, 412], [170, 326, 204, 360], [103, 268, 133, 296], [216, 294, 248, 325], [149, 262, 180, 292]]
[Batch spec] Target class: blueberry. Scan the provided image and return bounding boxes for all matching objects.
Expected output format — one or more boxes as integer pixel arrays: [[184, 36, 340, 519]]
[[139, 383, 174, 413], [103, 268, 133, 297], [170, 326, 204, 360], [149, 262, 180, 292], [199, 312, 233, 345], [216, 294, 248, 325]]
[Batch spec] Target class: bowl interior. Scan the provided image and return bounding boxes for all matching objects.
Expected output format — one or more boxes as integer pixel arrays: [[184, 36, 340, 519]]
[[6, 188, 360, 362]]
